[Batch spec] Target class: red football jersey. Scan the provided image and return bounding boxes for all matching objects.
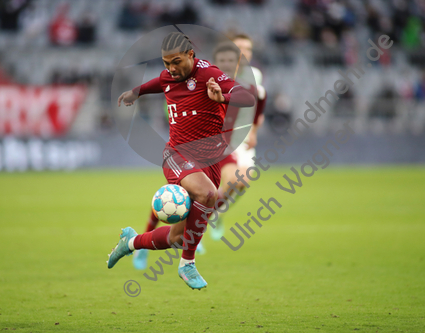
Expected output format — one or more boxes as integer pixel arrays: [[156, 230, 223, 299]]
[[159, 58, 235, 162], [132, 58, 255, 164], [222, 84, 259, 148]]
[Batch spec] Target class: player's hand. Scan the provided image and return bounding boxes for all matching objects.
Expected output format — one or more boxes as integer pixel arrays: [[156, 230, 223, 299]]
[[246, 130, 257, 150], [257, 114, 265, 127], [246, 122, 262, 150], [118, 90, 138, 107], [206, 77, 225, 103]]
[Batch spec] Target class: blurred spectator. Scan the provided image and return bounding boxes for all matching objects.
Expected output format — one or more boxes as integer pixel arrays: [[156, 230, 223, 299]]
[[295, 0, 355, 44], [341, 2, 356, 28], [366, 4, 381, 36], [401, 16, 422, 48], [266, 93, 293, 134], [341, 29, 358, 65], [392, 0, 410, 42], [270, 20, 292, 44], [117, 0, 144, 30], [19, 1, 48, 41], [309, 9, 326, 42], [77, 12, 97, 45], [325, 0, 346, 40], [159, 1, 199, 26], [178, 2, 198, 24], [117, 1, 198, 30], [396, 70, 414, 100], [49, 3, 77, 46], [321, 27, 338, 48], [377, 16, 396, 42], [414, 70, 425, 101], [378, 46, 392, 67], [297, 0, 320, 16], [334, 88, 355, 117], [413, 0, 425, 18], [158, 2, 180, 26], [370, 86, 398, 119], [0, 0, 31, 31], [291, 13, 311, 41]]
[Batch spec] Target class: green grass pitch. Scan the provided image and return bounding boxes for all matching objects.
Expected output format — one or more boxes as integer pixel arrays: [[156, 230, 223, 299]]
[[0, 166, 424, 332]]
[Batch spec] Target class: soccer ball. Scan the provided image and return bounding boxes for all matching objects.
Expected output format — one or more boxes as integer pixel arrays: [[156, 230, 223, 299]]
[[152, 184, 191, 224]]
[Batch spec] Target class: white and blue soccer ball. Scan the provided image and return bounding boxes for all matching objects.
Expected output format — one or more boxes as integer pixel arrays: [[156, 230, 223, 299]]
[[152, 184, 191, 224]]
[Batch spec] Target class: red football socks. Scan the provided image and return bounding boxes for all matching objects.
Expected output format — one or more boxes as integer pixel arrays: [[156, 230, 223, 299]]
[[181, 201, 211, 260], [146, 211, 159, 232], [133, 225, 171, 250], [133, 201, 212, 256]]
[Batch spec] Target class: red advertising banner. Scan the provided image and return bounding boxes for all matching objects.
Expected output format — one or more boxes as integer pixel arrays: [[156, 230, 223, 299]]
[[0, 84, 87, 137]]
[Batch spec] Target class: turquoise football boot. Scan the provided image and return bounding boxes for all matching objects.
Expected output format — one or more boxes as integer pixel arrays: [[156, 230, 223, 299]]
[[107, 227, 137, 269], [210, 216, 225, 241], [133, 249, 149, 270], [178, 263, 207, 290]]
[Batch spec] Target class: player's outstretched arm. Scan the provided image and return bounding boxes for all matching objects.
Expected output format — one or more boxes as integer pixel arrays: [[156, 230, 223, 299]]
[[246, 89, 267, 149], [118, 77, 163, 107], [118, 90, 138, 107], [246, 124, 259, 150]]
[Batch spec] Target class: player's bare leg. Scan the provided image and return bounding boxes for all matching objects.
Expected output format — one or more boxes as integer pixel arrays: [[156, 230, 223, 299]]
[[169, 218, 186, 245], [211, 163, 248, 240], [220, 163, 239, 194]]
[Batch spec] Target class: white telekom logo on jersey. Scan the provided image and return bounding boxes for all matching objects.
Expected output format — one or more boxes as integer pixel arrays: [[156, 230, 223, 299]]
[[167, 104, 177, 124], [167, 104, 197, 124]]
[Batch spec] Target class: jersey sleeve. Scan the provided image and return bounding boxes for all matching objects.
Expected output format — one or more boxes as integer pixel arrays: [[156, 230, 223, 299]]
[[254, 89, 266, 125], [132, 76, 163, 96], [252, 67, 263, 86], [202, 65, 255, 107], [203, 66, 235, 93]]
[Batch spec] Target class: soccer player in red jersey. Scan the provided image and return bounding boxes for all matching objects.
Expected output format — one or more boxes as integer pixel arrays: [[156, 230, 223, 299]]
[[107, 32, 255, 289], [132, 41, 260, 270]]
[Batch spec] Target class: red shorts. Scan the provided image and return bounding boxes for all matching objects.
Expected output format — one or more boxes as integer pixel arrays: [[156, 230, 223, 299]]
[[219, 152, 238, 169], [162, 145, 221, 189]]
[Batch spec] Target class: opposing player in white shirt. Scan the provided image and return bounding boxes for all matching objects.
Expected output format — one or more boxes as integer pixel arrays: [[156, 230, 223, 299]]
[[211, 33, 267, 240]]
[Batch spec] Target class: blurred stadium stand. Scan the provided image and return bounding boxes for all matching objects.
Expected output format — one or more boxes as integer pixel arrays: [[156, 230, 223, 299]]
[[1, 0, 425, 171]]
